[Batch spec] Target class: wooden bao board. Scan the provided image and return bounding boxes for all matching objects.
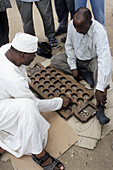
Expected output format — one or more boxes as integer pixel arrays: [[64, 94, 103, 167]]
[[27, 63, 96, 122]]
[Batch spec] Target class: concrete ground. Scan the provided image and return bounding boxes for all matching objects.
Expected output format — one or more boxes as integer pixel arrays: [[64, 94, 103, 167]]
[[0, 0, 113, 170]]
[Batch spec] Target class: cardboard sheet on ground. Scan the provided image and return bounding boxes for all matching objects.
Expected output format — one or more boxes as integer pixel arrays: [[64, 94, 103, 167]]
[[101, 107, 113, 139], [7, 111, 78, 170], [67, 116, 101, 140], [75, 136, 98, 150]]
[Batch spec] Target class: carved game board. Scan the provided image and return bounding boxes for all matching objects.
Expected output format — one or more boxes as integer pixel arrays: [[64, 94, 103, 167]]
[[27, 63, 96, 122]]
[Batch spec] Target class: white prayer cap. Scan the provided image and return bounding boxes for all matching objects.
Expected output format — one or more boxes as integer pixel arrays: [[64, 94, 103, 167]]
[[11, 32, 38, 53]]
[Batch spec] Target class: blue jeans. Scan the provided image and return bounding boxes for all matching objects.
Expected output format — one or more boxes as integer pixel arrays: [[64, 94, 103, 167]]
[[75, 0, 105, 26]]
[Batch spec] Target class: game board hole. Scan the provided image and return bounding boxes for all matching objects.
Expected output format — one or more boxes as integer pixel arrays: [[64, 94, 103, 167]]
[[38, 85, 44, 90], [49, 85, 55, 90], [50, 77, 56, 82], [60, 85, 66, 90], [71, 85, 77, 90], [60, 77, 66, 81], [65, 108, 72, 115], [71, 103, 78, 109], [35, 73, 40, 79], [50, 70, 56, 74], [53, 89, 61, 95], [43, 89, 49, 94], [71, 93, 78, 99], [41, 70, 46, 75], [59, 93, 66, 97], [46, 66, 52, 71], [48, 93, 55, 99], [44, 81, 50, 86], [65, 81, 72, 85], [35, 65, 41, 69], [83, 93, 90, 99], [45, 73, 51, 78], [55, 73, 61, 78], [77, 98, 84, 104], [54, 80, 61, 86], [30, 77, 35, 82], [33, 81, 39, 86], [77, 89, 83, 94], [39, 77, 45, 83], [65, 89, 72, 94]]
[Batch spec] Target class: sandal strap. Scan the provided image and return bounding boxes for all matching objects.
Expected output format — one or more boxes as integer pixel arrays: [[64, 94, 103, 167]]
[[43, 158, 64, 170], [32, 152, 65, 170], [32, 152, 50, 166]]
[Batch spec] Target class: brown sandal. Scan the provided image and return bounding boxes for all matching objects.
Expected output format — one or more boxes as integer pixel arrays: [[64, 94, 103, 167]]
[[32, 151, 65, 170]]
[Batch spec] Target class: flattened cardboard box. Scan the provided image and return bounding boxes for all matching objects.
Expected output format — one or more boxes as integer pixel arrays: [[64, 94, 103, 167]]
[[8, 111, 79, 170]]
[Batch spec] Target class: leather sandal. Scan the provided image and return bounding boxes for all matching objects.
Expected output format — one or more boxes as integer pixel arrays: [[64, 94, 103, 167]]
[[48, 37, 58, 47], [32, 151, 65, 170]]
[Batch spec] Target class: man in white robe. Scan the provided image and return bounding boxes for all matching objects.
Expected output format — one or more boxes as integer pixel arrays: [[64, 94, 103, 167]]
[[0, 32, 69, 169]]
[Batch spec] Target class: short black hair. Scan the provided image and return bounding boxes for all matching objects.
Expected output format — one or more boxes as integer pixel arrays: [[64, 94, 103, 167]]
[[74, 7, 92, 23]]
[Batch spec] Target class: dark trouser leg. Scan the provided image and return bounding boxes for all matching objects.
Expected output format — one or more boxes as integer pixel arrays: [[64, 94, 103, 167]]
[[96, 87, 110, 125], [0, 11, 9, 47], [65, 0, 75, 19], [54, 0, 68, 27], [96, 104, 110, 125], [77, 58, 96, 88], [35, 0, 55, 38], [78, 69, 94, 88], [16, 1, 35, 35]]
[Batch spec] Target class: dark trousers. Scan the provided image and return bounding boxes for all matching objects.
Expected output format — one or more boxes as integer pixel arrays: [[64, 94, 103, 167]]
[[0, 11, 9, 47], [16, 0, 55, 38], [54, 0, 75, 27]]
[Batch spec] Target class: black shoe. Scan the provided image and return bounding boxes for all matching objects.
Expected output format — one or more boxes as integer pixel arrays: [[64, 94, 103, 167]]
[[96, 104, 110, 125], [37, 41, 52, 59], [61, 36, 67, 43], [55, 27, 67, 36]]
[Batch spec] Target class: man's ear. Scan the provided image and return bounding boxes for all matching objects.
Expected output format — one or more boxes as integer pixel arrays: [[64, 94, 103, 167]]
[[20, 52, 25, 58]]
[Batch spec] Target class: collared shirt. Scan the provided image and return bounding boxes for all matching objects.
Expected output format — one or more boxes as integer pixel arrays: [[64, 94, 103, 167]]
[[0, 44, 63, 109], [65, 19, 112, 91]]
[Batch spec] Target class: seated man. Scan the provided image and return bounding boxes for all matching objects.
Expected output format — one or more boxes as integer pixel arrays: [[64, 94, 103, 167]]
[[0, 32, 71, 169], [51, 7, 112, 125]]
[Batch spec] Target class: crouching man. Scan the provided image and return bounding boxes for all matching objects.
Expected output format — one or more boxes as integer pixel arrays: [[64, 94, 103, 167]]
[[51, 7, 112, 125], [0, 32, 71, 169]]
